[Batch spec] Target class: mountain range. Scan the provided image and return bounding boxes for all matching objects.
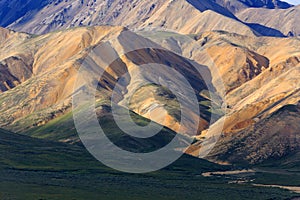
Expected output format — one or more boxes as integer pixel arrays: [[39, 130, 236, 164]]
[[0, 0, 300, 199], [0, 0, 298, 37], [1, 22, 299, 165]]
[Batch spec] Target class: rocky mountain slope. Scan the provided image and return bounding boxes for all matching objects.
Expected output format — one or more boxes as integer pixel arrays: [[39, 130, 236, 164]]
[[0, 26, 213, 142], [0, 0, 282, 37], [237, 5, 300, 36], [0, 25, 299, 166], [177, 31, 300, 163], [0, 0, 297, 37], [206, 104, 300, 164], [0, 0, 300, 168], [0, 28, 32, 91], [142, 30, 300, 164], [137, 0, 256, 36]]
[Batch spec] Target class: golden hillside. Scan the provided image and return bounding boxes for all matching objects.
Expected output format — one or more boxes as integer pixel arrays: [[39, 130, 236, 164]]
[[0, 26, 299, 165]]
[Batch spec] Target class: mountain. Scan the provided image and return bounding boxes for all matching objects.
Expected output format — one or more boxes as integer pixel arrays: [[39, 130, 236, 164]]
[[237, 0, 292, 8], [0, 0, 257, 36], [0, 26, 215, 143], [0, 28, 32, 91], [215, 0, 292, 13], [142, 30, 300, 164], [0, 0, 300, 184], [0, 0, 50, 27], [2, 0, 297, 37], [237, 5, 300, 36], [212, 0, 299, 37], [169, 30, 300, 164], [1, 25, 299, 167], [138, 0, 257, 36], [206, 104, 300, 165], [1, 0, 298, 37]]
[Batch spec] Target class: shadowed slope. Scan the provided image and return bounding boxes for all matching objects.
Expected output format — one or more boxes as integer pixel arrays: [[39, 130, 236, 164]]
[[237, 5, 300, 36], [206, 104, 300, 164], [0, 0, 50, 27], [215, 0, 292, 13]]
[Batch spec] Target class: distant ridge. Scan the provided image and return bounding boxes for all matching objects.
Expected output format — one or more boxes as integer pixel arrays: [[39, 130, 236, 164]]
[[0, 0, 293, 37], [215, 0, 292, 13]]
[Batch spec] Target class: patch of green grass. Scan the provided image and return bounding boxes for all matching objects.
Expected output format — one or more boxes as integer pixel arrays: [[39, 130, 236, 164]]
[[24, 111, 76, 141], [24, 102, 183, 153], [253, 172, 300, 186], [2, 100, 300, 199], [0, 129, 299, 199], [252, 151, 300, 186]]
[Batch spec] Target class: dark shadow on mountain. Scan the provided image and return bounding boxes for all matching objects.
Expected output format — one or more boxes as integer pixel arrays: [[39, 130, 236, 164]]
[[186, 0, 237, 19], [247, 23, 286, 37], [241, 0, 292, 9], [0, 0, 50, 27]]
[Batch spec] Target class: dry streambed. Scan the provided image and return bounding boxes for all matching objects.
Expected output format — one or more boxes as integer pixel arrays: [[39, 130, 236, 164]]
[[202, 169, 300, 194]]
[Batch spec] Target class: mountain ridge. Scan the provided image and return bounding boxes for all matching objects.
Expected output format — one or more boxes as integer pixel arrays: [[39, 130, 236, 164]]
[[0, 0, 300, 174], [0, 26, 299, 166], [237, 5, 300, 36], [0, 0, 295, 37], [215, 0, 292, 13]]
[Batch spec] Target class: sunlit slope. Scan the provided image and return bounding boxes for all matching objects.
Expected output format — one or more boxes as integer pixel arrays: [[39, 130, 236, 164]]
[[0, 26, 213, 138], [5, 0, 257, 36], [142, 30, 300, 164], [1, 26, 299, 165]]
